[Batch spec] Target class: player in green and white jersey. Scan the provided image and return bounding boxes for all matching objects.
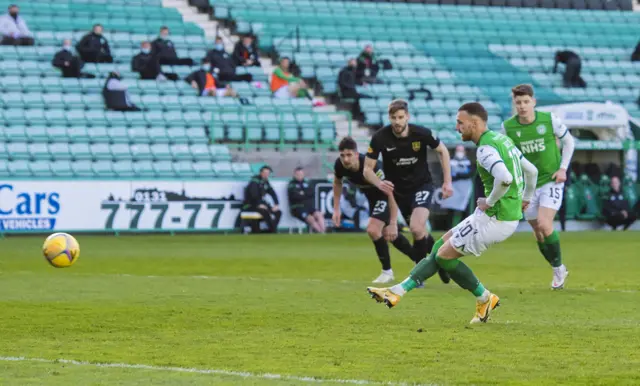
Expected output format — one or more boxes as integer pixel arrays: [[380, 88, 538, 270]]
[[502, 84, 575, 289], [367, 103, 538, 324]]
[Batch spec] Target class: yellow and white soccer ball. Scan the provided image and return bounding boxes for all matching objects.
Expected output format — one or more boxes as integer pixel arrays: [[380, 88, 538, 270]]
[[42, 233, 80, 268]]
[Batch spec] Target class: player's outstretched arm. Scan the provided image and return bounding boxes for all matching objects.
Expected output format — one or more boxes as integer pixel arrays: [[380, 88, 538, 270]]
[[332, 177, 343, 227], [434, 142, 453, 199], [477, 145, 512, 211], [520, 156, 538, 206], [363, 157, 393, 195], [551, 113, 575, 183]]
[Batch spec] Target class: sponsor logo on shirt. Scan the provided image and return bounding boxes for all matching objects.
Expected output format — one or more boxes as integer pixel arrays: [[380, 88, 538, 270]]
[[520, 138, 546, 154], [395, 157, 418, 166], [412, 141, 421, 152]]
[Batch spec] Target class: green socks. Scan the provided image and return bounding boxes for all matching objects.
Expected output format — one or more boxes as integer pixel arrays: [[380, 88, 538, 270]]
[[540, 231, 562, 268], [392, 237, 485, 299], [436, 257, 483, 296], [394, 238, 446, 294]]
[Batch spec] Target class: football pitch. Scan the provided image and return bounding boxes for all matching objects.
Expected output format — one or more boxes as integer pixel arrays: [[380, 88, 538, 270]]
[[1, 231, 639, 385]]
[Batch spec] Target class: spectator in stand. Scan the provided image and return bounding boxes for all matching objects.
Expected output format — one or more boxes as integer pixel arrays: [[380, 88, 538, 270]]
[[242, 166, 282, 233], [151, 26, 194, 66], [287, 167, 326, 233], [271, 57, 313, 100], [632, 40, 640, 62], [447, 144, 473, 227], [185, 58, 237, 97], [0, 4, 34, 46], [52, 39, 95, 78], [131, 41, 178, 81], [205, 36, 252, 82], [233, 35, 260, 67], [553, 50, 586, 88], [76, 24, 113, 63], [602, 176, 637, 231], [102, 72, 141, 112], [338, 58, 359, 99], [356, 44, 382, 85]]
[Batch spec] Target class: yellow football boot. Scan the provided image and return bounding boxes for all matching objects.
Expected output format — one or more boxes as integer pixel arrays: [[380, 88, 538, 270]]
[[470, 293, 500, 324], [366, 287, 401, 309]]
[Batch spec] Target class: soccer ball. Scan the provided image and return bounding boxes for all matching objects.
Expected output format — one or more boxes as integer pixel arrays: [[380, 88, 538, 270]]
[[42, 233, 80, 268]]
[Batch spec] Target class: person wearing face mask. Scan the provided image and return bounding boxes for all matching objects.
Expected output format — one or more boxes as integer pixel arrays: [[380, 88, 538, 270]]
[[76, 24, 113, 63], [131, 41, 178, 81], [0, 4, 34, 46], [151, 26, 194, 66], [103, 72, 141, 112], [52, 39, 95, 79], [185, 58, 238, 98], [205, 37, 252, 83], [232, 35, 260, 67]]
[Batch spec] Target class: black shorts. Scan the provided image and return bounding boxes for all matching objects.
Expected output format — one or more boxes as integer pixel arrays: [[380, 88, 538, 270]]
[[393, 183, 435, 224], [364, 189, 390, 225], [291, 205, 314, 222]]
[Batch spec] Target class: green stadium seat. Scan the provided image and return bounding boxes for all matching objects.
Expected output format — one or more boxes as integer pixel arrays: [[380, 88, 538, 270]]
[[50, 160, 74, 178], [8, 160, 31, 177], [71, 143, 92, 161], [153, 160, 175, 178], [90, 143, 113, 161], [151, 143, 172, 160], [133, 160, 156, 178], [113, 160, 135, 178], [49, 142, 73, 160], [86, 127, 110, 142], [30, 160, 52, 176], [193, 161, 216, 177], [93, 160, 115, 178], [174, 160, 196, 178], [213, 162, 234, 177], [131, 144, 153, 161]]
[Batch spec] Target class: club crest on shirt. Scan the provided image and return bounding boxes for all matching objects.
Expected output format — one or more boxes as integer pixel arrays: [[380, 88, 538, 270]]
[[367, 146, 373, 153], [412, 141, 421, 151], [536, 125, 547, 135], [516, 131, 521, 137]]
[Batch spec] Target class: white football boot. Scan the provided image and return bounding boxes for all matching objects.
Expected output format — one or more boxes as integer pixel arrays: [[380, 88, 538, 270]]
[[372, 270, 394, 284], [551, 265, 569, 290]]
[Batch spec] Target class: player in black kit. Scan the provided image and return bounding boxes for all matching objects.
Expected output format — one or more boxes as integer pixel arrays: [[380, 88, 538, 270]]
[[333, 137, 417, 283], [364, 99, 453, 278]]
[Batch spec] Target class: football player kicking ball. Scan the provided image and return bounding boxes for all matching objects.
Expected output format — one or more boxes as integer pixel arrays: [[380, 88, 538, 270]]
[[333, 137, 418, 283], [363, 99, 454, 283], [503, 84, 575, 289], [367, 103, 538, 324]]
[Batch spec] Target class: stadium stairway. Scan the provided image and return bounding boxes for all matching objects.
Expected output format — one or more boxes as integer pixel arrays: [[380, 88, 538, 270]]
[[167, 0, 371, 151]]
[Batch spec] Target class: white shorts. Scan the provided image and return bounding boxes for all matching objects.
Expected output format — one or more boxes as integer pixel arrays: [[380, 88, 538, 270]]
[[273, 85, 291, 99], [524, 181, 564, 220], [202, 88, 228, 97], [449, 208, 519, 257]]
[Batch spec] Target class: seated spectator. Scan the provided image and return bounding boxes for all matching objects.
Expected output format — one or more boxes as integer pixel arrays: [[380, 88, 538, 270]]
[[185, 58, 237, 97], [633, 41, 640, 62], [553, 50, 586, 88], [602, 176, 637, 231], [233, 35, 260, 67], [338, 58, 358, 99], [356, 44, 382, 85], [242, 166, 281, 234], [52, 39, 95, 79], [287, 167, 325, 233], [102, 72, 141, 112], [76, 24, 113, 64], [131, 41, 178, 81], [151, 26, 194, 66], [0, 4, 34, 46], [271, 57, 311, 99], [205, 36, 252, 82]]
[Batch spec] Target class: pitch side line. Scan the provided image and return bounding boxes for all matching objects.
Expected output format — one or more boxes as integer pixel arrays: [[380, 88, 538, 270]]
[[0, 356, 417, 386]]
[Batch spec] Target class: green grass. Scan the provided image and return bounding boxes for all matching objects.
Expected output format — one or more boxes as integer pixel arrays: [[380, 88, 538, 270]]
[[1, 232, 639, 385]]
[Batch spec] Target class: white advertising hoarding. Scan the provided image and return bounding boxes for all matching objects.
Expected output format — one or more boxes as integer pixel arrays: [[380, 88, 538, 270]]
[[0, 180, 302, 233]]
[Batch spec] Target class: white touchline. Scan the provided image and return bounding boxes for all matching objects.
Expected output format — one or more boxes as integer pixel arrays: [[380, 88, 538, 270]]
[[0, 356, 415, 386]]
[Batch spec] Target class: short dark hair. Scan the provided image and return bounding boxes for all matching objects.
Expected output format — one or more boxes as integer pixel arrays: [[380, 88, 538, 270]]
[[338, 136, 358, 151], [512, 84, 534, 98], [260, 165, 273, 173], [93, 23, 102, 29], [160, 26, 168, 31], [458, 102, 488, 122], [294, 166, 304, 172], [388, 99, 409, 115]]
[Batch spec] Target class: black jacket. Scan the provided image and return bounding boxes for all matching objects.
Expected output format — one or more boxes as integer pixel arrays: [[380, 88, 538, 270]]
[[52, 49, 83, 77], [356, 51, 379, 81], [287, 178, 313, 209], [102, 74, 128, 110], [553, 50, 580, 73], [185, 69, 208, 95], [232, 41, 260, 67], [205, 49, 236, 76], [243, 175, 279, 208], [338, 66, 357, 96], [602, 189, 631, 217], [632, 41, 640, 62], [76, 32, 111, 58], [131, 52, 161, 80], [151, 37, 178, 61]]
